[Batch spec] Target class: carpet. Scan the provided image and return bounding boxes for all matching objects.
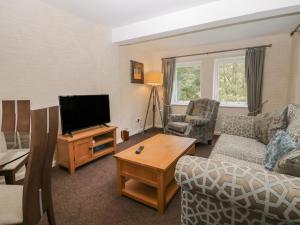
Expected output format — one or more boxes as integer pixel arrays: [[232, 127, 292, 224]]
[[40, 128, 218, 225]]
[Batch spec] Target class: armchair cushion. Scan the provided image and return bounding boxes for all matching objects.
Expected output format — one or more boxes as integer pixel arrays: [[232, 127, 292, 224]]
[[167, 122, 188, 133], [175, 156, 300, 223], [185, 115, 210, 126], [287, 104, 300, 142], [169, 114, 186, 122]]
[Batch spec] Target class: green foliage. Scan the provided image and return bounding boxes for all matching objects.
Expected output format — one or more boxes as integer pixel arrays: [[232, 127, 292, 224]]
[[176, 66, 201, 101], [218, 62, 247, 103]]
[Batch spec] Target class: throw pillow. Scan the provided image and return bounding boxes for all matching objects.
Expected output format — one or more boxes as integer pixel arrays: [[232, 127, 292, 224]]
[[264, 130, 296, 171], [275, 145, 300, 177], [254, 107, 288, 145], [286, 104, 300, 142]]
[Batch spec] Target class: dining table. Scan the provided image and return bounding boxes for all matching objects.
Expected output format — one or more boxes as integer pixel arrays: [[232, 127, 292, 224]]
[[0, 131, 30, 184]]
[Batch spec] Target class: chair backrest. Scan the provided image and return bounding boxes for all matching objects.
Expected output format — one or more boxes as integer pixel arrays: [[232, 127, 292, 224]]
[[1, 100, 15, 132], [22, 106, 58, 225], [1, 100, 31, 132], [17, 100, 30, 132], [186, 98, 219, 118]]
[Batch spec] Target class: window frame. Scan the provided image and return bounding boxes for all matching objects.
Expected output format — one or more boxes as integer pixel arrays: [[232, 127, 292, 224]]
[[213, 56, 248, 108], [171, 61, 202, 106]]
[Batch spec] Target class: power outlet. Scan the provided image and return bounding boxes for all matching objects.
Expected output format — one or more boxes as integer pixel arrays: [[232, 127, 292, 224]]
[[136, 118, 141, 123]]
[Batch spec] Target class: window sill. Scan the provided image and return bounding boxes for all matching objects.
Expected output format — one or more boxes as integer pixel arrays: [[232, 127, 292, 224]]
[[220, 104, 248, 108], [171, 102, 189, 106]]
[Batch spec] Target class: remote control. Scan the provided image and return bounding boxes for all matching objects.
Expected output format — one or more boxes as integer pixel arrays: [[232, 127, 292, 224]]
[[135, 146, 144, 154]]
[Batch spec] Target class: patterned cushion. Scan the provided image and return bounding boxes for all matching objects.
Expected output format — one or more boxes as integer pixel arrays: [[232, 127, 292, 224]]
[[167, 122, 188, 133], [221, 115, 255, 138], [286, 104, 300, 142], [254, 108, 288, 145], [264, 131, 296, 170], [275, 146, 300, 177], [213, 134, 266, 165]]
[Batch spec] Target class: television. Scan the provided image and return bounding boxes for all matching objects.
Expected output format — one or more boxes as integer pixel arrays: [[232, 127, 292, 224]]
[[59, 95, 110, 134]]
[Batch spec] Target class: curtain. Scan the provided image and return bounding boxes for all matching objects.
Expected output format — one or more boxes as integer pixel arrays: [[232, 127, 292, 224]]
[[245, 47, 266, 116], [162, 58, 176, 129]]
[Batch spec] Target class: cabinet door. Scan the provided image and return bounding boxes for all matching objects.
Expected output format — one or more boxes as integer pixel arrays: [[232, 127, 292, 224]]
[[74, 138, 92, 166]]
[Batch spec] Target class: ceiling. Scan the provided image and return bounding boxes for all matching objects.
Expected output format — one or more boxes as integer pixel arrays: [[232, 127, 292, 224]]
[[44, 0, 218, 27], [130, 13, 300, 51]]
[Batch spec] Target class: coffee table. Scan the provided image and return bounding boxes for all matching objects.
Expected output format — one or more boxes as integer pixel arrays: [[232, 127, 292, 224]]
[[114, 134, 196, 213]]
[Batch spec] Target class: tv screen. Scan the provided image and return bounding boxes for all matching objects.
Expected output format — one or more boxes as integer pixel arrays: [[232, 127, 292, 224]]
[[59, 95, 110, 134]]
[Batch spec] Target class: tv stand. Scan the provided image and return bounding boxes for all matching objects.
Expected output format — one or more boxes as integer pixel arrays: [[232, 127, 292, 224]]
[[57, 126, 117, 174]]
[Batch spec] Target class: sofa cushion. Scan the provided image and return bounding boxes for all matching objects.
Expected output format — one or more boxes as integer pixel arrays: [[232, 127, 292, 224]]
[[264, 131, 295, 171], [286, 104, 300, 142], [254, 107, 288, 145], [167, 122, 188, 133], [213, 134, 266, 165], [275, 146, 300, 177]]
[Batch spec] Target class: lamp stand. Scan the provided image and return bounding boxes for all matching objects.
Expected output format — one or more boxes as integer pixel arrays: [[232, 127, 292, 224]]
[[143, 86, 163, 133]]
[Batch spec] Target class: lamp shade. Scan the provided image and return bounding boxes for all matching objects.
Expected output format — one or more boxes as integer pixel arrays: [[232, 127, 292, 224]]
[[144, 72, 163, 86]]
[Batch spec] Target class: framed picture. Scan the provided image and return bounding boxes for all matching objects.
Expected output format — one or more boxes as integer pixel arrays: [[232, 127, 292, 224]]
[[130, 60, 144, 84]]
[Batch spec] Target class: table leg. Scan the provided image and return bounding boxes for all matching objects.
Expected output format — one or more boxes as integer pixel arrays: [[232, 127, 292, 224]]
[[4, 171, 15, 184], [157, 171, 166, 213], [116, 160, 125, 194]]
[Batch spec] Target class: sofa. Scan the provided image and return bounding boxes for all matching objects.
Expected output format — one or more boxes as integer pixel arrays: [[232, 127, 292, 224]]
[[166, 98, 220, 144], [175, 104, 300, 225]]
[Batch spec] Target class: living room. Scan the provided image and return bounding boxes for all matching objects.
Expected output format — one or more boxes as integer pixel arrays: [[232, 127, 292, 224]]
[[0, 0, 300, 225]]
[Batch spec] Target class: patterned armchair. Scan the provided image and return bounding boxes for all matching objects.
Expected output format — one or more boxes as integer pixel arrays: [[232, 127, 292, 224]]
[[166, 98, 220, 144]]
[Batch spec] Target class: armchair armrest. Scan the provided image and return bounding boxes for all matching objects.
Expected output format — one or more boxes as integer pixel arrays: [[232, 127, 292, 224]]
[[169, 114, 186, 122], [175, 156, 300, 223], [221, 115, 255, 138]]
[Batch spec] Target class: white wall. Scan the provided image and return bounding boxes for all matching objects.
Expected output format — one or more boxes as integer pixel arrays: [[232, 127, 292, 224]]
[[289, 32, 300, 104], [149, 34, 292, 133], [0, 0, 123, 135], [118, 45, 154, 134]]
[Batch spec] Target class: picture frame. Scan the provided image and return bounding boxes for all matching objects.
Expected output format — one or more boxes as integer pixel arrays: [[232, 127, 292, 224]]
[[130, 60, 144, 84]]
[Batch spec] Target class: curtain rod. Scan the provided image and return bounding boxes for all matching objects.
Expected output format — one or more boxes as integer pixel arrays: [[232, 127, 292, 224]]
[[161, 44, 272, 60]]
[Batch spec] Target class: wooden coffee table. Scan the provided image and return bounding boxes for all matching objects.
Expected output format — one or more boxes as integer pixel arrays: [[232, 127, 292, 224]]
[[114, 134, 196, 213]]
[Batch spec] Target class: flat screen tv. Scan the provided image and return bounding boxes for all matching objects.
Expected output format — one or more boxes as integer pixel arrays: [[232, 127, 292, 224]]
[[59, 95, 110, 134]]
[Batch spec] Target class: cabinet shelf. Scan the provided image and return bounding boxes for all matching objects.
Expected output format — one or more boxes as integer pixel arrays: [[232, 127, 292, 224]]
[[93, 137, 114, 147]]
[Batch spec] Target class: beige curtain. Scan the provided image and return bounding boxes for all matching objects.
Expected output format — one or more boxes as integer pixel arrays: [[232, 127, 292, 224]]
[[162, 58, 176, 129], [245, 47, 266, 116]]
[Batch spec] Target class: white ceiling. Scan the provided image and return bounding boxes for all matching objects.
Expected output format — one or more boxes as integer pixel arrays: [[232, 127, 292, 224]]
[[131, 14, 300, 51], [44, 0, 218, 27]]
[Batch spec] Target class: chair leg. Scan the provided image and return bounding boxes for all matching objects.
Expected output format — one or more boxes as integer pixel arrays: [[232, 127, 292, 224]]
[[208, 140, 212, 145], [47, 207, 56, 225]]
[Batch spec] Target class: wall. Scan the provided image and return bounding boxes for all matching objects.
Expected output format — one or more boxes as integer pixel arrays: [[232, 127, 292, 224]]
[[289, 32, 300, 104], [118, 45, 154, 135], [150, 34, 292, 133], [0, 0, 123, 132]]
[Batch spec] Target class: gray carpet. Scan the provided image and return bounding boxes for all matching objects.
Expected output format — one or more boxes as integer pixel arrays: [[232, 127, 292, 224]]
[[40, 128, 218, 225]]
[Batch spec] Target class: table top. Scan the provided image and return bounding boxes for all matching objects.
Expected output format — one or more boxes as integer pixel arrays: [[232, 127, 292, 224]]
[[114, 134, 196, 171], [0, 131, 30, 168]]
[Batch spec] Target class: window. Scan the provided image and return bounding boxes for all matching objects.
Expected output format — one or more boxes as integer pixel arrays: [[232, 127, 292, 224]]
[[214, 56, 247, 107], [172, 62, 201, 105]]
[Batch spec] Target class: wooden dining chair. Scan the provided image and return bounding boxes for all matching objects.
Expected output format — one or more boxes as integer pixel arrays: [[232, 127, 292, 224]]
[[0, 106, 59, 225], [1, 100, 16, 132]]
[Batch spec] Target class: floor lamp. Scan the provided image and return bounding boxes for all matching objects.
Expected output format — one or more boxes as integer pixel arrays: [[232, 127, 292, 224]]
[[143, 72, 164, 132]]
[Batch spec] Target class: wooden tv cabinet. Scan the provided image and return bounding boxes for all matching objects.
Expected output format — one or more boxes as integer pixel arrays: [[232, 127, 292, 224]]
[[56, 126, 117, 174]]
